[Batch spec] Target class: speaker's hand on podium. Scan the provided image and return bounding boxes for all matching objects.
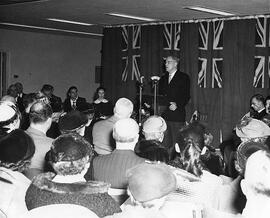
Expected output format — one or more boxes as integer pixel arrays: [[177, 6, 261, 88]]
[[169, 102, 177, 111]]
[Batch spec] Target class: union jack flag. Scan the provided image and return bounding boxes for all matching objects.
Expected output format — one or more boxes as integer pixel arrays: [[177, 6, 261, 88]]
[[121, 25, 141, 82], [198, 20, 223, 88], [163, 23, 181, 51], [254, 17, 270, 88]]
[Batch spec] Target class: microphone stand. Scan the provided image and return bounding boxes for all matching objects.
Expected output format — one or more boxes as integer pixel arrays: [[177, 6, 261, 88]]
[[138, 81, 143, 126], [150, 76, 160, 116], [153, 80, 158, 115]]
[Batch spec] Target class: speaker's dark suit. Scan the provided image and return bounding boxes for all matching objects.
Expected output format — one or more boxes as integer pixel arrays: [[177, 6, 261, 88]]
[[63, 97, 86, 112], [159, 70, 190, 122]]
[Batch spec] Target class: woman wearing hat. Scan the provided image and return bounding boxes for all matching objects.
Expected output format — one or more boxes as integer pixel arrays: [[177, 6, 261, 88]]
[[0, 101, 21, 136], [25, 133, 121, 218], [0, 129, 35, 218]]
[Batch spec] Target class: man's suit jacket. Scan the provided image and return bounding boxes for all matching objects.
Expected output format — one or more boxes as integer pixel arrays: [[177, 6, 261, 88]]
[[49, 94, 62, 112], [251, 108, 267, 120], [159, 70, 190, 122], [89, 150, 146, 189], [63, 97, 86, 112], [17, 93, 26, 112]]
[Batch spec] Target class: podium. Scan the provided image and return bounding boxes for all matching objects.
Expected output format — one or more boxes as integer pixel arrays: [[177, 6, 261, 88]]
[[137, 93, 167, 116]]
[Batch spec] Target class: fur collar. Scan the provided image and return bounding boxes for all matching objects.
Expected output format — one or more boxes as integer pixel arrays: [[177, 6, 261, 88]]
[[31, 172, 110, 194]]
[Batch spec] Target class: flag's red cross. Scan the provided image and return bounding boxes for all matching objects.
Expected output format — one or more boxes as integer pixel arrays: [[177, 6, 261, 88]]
[[121, 26, 141, 82], [198, 20, 223, 88], [254, 17, 270, 88]]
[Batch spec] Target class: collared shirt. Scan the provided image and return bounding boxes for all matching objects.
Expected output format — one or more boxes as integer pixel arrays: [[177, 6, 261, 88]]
[[257, 107, 265, 113], [94, 99, 109, 104], [70, 97, 78, 109], [168, 70, 177, 84]]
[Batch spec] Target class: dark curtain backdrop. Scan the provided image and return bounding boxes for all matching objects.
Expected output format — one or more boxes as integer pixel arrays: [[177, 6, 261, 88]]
[[101, 18, 270, 147]]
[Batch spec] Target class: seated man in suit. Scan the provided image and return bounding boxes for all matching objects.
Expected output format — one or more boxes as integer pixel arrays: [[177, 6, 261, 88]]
[[63, 86, 86, 112], [41, 84, 62, 113], [89, 118, 146, 189], [15, 82, 26, 113], [243, 94, 266, 120]]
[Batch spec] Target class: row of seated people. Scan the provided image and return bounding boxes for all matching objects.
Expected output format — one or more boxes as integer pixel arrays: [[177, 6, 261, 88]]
[[1, 91, 270, 217], [6, 82, 113, 121]]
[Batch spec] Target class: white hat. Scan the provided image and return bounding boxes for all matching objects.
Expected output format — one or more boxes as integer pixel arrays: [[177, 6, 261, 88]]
[[143, 116, 167, 134], [236, 118, 270, 139]]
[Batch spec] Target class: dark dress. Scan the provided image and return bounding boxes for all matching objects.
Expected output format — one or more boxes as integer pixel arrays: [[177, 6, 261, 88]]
[[93, 99, 113, 120]]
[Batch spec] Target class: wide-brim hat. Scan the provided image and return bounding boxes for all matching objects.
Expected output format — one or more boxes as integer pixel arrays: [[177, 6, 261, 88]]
[[236, 140, 269, 173], [0, 101, 19, 128], [236, 118, 270, 139], [58, 110, 88, 132], [127, 162, 176, 202], [0, 129, 35, 170]]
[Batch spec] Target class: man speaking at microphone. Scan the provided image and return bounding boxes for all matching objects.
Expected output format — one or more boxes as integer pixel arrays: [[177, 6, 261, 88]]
[[159, 55, 190, 155]]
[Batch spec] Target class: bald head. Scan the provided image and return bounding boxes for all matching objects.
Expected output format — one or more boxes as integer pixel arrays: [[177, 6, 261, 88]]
[[113, 98, 133, 119], [29, 101, 53, 124]]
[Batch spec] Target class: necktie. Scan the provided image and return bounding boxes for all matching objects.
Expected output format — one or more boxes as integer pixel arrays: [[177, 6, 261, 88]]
[[168, 74, 173, 84], [72, 101, 76, 110]]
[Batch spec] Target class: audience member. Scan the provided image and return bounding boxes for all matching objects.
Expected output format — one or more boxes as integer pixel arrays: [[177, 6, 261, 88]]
[[236, 117, 270, 144], [135, 140, 169, 163], [1, 95, 17, 105], [240, 150, 270, 218], [58, 110, 90, 136], [88, 118, 146, 189], [82, 103, 96, 144], [20, 93, 37, 130], [0, 129, 35, 218], [92, 97, 133, 155], [169, 122, 225, 176], [0, 101, 21, 136], [25, 101, 53, 179], [93, 86, 113, 120], [15, 82, 26, 112], [41, 84, 62, 112], [105, 163, 177, 218], [142, 115, 167, 142], [63, 86, 87, 112], [7, 84, 18, 99], [25, 133, 121, 217], [248, 94, 267, 120]]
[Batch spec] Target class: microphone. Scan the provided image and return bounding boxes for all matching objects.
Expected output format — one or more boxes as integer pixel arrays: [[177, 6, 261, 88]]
[[140, 76, 144, 84], [150, 76, 160, 81]]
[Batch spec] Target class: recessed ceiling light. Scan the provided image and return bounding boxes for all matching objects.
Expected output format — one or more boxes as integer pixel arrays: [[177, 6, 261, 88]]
[[106, 12, 157, 22], [184, 6, 235, 16], [47, 18, 93, 26], [0, 22, 103, 36]]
